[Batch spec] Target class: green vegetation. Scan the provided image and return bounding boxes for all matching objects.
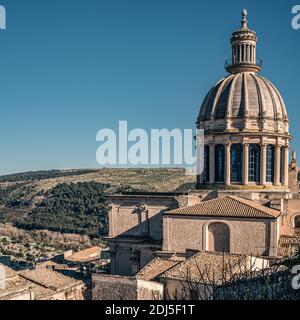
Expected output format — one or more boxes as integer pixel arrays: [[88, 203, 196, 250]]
[[174, 182, 196, 192], [0, 168, 194, 239], [0, 182, 31, 205], [0, 169, 99, 183], [15, 182, 110, 237]]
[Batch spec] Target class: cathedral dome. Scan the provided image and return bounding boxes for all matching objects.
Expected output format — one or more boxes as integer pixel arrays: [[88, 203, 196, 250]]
[[196, 10, 291, 190], [198, 72, 289, 134]]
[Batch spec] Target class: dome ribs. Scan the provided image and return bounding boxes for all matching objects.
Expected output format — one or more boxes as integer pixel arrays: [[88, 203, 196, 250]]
[[198, 72, 289, 135], [260, 75, 280, 124], [263, 77, 288, 121], [249, 73, 263, 125], [215, 76, 234, 119], [226, 74, 239, 119], [242, 73, 249, 119], [211, 75, 234, 119]]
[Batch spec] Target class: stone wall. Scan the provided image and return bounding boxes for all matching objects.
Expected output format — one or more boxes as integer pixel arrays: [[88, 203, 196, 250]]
[[283, 199, 300, 235], [108, 196, 179, 240], [92, 275, 138, 300], [92, 274, 163, 300], [109, 241, 161, 276], [163, 215, 278, 256]]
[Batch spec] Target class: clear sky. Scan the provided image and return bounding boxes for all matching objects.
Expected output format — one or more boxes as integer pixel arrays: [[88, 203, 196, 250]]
[[0, 0, 299, 175]]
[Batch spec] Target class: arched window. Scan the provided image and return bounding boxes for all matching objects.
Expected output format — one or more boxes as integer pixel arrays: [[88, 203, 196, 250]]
[[204, 145, 210, 183], [295, 216, 300, 228], [215, 144, 225, 183], [249, 144, 261, 183], [266, 145, 275, 183], [208, 223, 230, 252], [231, 144, 243, 183]]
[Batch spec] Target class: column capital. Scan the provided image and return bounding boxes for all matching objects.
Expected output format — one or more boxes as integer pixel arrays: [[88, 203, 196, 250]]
[[261, 143, 268, 147]]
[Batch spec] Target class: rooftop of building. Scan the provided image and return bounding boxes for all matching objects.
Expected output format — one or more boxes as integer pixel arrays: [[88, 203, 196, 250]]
[[136, 257, 182, 282], [64, 246, 102, 263], [159, 251, 252, 285], [0, 263, 84, 300], [166, 195, 281, 219]]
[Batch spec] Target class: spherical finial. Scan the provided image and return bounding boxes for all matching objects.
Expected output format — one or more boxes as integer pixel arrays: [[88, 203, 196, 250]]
[[241, 9, 248, 30]]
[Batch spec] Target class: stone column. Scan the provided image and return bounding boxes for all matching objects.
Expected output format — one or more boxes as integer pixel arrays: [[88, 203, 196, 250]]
[[269, 220, 279, 257], [225, 142, 231, 186], [247, 45, 250, 62], [283, 146, 290, 187], [196, 133, 205, 186], [274, 144, 281, 186], [209, 144, 215, 184], [260, 144, 267, 186], [243, 143, 249, 185]]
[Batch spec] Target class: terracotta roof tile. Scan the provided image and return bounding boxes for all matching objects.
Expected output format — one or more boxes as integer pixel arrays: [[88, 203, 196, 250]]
[[160, 251, 249, 285], [66, 246, 102, 263], [166, 196, 280, 219], [136, 258, 182, 281], [0, 263, 18, 279], [20, 269, 79, 290], [0, 266, 84, 300]]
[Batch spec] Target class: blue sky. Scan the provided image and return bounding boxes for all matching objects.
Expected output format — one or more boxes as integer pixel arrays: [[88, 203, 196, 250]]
[[0, 0, 299, 175]]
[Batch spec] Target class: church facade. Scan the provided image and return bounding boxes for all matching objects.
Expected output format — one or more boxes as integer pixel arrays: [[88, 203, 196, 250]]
[[106, 11, 300, 277]]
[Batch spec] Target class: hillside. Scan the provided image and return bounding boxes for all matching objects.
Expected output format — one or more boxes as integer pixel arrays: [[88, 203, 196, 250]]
[[0, 168, 195, 238]]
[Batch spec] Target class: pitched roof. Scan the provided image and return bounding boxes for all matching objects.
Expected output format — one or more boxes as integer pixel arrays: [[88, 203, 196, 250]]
[[65, 246, 102, 263], [166, 196, 281, 219], [0, 265, 84, 300], [0, 263, 18, 280], [136, 257, 182, 281], [160, 251, 249, 285], [20, 269, 79, 290]]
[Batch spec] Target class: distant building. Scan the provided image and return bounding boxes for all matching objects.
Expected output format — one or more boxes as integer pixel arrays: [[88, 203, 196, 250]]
[[36, 246, 109, 278], [0, 263, 85, 300], [63, 246, 102, 264]]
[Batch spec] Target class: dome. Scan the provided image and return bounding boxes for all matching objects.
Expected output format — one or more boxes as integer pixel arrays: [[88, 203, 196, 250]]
[[196, 10, 291, 190], [197, 72, 289, 134]]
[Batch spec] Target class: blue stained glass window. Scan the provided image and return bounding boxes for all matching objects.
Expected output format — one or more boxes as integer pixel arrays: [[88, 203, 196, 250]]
[[266, 145, 275, 183], [204, 145, 210, 183], [215, 144, 225, 183], [249, 144, 261, 183], [280, 147, 284, 184], [231, 144, 243, 183]]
